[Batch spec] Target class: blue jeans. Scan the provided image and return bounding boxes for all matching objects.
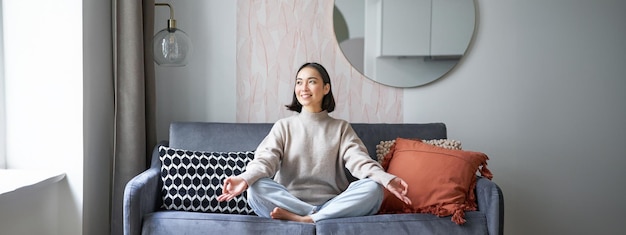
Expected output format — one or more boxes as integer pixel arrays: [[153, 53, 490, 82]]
[[247, 178, 383, 222]]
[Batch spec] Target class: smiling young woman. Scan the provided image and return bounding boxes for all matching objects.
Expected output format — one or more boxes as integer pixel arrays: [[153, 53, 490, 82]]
[[217, 62, 411, 224], [286, 62, 335, 114], [293, 66, 330, 113]]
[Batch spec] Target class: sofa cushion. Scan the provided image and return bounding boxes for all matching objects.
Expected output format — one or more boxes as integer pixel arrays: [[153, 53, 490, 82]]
[[316, 213, 488, 235], [378, 138, 493, 224], [159, 146, 255, 215], [142, 211, 315, 235], [375, 139, 462, 164]]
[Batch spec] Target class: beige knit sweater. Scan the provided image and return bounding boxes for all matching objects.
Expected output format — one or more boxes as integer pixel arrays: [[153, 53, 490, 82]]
[[238, 110, 396, 205]]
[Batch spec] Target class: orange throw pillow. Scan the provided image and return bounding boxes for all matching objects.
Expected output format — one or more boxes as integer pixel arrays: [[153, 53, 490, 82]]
[[378, 138, 493, 225]]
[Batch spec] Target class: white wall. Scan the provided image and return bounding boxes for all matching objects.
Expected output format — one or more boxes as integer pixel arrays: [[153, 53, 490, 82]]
[[158, 0, 626, 234], [404, 1, 626, 234], [0, 0, 5, 169], [2, 0, 83, 234], [154, 0, 237, 141]]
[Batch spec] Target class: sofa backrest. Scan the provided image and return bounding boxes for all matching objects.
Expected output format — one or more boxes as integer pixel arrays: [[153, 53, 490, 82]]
[[169, 122, 273, 152], [167, 122, 447, 160], [351, 123, 447, 160]]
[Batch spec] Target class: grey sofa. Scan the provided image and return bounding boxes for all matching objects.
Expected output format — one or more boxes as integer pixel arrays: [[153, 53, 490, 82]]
[[124, 122, 504, 235]]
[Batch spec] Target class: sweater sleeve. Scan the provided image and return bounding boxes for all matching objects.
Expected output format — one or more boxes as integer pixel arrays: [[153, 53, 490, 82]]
[[340, 124, 396, 187], [237, 122, 284, 185]]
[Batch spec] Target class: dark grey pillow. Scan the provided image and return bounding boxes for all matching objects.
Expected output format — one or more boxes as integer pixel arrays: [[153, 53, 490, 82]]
[[159, 146, 255, 215]]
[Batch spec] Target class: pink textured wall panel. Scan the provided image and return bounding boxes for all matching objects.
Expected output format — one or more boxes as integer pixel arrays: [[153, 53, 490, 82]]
[[236, 0, 402, 123]]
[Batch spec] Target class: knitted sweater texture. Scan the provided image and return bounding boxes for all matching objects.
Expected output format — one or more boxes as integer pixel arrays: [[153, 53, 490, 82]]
[[238, 110, 395, 205]]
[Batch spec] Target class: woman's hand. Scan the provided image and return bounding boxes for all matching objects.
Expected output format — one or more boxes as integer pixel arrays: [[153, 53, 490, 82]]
[[386, 177, 412, 205], [217, 176, 249, 202]]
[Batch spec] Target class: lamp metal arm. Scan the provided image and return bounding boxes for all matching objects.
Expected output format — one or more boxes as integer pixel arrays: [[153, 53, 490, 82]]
[[155, 3, 177, 31]]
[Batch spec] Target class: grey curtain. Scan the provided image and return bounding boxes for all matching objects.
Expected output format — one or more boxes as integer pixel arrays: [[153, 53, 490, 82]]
[[111, 0, 156, 234]]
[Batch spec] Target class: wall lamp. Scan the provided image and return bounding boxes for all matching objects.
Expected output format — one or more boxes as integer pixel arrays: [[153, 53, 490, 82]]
[[153, 3, 192, 67]]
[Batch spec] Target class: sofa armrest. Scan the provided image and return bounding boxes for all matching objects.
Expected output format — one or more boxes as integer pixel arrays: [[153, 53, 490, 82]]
[[123, 167, 160, 235], [123, 142, 166, 235], [475, 176, 504, 235]]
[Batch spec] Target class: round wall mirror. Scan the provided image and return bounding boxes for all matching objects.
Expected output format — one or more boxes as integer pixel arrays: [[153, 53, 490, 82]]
[[334, 0, 476, 88]]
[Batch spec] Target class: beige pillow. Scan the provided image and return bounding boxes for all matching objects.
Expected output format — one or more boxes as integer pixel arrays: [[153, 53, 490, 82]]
[[375, 139, 462, 164]]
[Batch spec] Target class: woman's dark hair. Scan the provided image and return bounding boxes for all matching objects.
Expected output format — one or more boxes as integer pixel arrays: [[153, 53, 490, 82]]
[[285, 62, 336, 113]]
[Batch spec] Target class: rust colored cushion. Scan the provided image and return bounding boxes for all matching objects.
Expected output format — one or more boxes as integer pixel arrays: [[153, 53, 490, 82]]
[[378, 138, 493, 225]]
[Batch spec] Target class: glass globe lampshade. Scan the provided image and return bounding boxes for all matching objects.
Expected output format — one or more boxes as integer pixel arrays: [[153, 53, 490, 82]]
[[153, 26, 192, 67]]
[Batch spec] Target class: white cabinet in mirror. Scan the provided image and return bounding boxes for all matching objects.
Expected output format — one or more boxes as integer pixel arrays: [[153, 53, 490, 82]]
[[334, 0, 476, 88]]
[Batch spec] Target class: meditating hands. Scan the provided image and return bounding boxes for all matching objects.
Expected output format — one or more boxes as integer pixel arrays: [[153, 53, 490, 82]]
[[216, 176, 248, 202], [217, 175, 413, 206], [386, 177, 412, 205]]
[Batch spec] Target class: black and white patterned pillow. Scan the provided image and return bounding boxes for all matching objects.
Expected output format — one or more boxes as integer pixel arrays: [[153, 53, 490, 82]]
[[159, 146, 255, 215]]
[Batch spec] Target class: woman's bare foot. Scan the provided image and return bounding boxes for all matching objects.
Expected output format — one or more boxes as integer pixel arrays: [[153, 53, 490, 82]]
[[270, 207, 314, 223]]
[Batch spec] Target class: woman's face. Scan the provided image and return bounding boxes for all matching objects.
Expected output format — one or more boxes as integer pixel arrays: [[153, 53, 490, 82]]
[[295, 66, 330, 113]]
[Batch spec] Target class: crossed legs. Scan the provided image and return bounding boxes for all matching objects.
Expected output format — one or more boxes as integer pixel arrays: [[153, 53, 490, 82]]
[[247, 178, 383, 223]]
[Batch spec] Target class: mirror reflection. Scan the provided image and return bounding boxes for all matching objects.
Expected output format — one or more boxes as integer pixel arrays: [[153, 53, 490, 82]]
[[334, 0, 475, 87]]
